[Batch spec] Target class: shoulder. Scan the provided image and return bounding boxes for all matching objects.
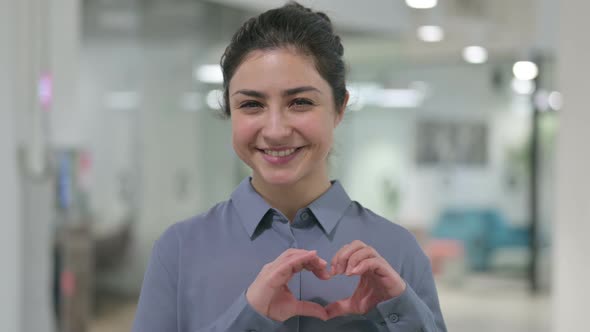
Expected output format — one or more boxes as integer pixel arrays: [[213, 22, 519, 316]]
[[157, 199, 233, 249], [147, 200, 234, 281], [347, 201, 419, 247]]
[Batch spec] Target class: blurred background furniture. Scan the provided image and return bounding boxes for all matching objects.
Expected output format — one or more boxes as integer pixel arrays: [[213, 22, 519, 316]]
[[430, 208, 530, 271]]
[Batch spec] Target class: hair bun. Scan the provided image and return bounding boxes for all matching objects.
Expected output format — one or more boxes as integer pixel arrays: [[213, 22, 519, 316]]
[[286, 2, 333, 28], [315, 11, 332, 25]]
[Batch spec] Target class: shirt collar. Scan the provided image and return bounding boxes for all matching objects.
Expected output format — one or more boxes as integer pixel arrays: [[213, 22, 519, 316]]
[[230, 177, 273, 238], [308, 180, 351, 235], [230, 177, 352, 238]]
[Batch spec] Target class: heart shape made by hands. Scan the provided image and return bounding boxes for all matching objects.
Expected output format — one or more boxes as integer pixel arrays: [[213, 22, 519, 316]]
[[247, 241, 407, 322]]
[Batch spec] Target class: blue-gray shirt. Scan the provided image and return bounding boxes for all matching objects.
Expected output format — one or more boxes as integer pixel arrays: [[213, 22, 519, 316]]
[[132, 178, 446, 331]]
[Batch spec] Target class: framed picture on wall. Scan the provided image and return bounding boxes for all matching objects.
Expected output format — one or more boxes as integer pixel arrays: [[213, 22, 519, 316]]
[[415, 120, 488, 166]]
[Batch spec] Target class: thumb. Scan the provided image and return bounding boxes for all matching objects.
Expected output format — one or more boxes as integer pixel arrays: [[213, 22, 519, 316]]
[[325, 298, 355, 319], [294, 300, 329, 321]]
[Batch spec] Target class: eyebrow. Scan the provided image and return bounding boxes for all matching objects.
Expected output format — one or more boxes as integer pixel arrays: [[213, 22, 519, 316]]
[[232, 86, 321, 98], [232, 90, 267, 98], [283, 86, 321, 96]]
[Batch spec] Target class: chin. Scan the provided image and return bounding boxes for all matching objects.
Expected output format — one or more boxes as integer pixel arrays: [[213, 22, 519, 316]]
[[257, 171, 302, 187]]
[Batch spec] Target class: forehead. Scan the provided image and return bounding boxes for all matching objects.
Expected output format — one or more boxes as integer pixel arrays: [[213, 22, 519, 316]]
[[229, 48, 330, 94]]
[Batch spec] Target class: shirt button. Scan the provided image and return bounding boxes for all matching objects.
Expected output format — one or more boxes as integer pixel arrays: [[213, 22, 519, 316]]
[[301, 212, 309, 220], [388, 313, 399, 323]]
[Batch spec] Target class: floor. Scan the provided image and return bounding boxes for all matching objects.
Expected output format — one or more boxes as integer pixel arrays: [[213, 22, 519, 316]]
[[89, 274, 550, 332], [89, 297, 136, 332], [438, 274, 550, 332]]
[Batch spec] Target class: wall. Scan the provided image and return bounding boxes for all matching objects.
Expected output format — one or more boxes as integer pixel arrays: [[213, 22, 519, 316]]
[[0, 0, 22, 329], [554, 0, 590, 330], [81, 2, 242, 292], [337, 62, 532, 228]]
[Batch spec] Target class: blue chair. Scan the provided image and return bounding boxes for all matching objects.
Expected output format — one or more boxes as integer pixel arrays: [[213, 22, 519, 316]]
[[431, 208, 530, 271]]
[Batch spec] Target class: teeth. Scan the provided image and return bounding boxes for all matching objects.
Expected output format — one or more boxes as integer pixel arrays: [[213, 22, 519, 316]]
[[264, 148, 297, 157]]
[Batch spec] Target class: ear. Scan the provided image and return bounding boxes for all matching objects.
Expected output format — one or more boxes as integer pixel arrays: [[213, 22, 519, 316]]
[[334, 91, 349, 127]]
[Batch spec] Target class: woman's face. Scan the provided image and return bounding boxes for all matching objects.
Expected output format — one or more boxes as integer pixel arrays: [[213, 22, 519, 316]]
[[229, 48, 346, 188]]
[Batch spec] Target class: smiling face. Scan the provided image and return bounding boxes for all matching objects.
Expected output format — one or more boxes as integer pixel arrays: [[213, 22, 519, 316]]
[[229, 48, 347, 191]]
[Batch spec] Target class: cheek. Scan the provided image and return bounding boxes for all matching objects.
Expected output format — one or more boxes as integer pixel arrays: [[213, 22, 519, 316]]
[[297, 116, 335, 147], [231, 117, 255, 146]]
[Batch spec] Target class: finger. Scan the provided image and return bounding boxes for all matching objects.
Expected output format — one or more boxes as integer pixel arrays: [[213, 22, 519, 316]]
[[344, 247, 377, 276], [325, 298, 356, 319], [330, 243, 349, 275], [292, 253, 332, 280], [350, 257, 388, 277], [269, 248, 315, 271], [303, 256, 331, 280], [264, 251, 316, 287], [275, 248, 312, 262], [294, 300, 329, 321], [333, 240, 368, 275], [351, 258, 407, 298], [273, 250, 319, 282], [299, 253, 332, 280], [331, 242, 359, 275]]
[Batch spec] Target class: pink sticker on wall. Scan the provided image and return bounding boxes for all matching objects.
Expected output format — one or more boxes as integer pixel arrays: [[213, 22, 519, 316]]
[[60, 270, 76, 298], [38, 73, 52, 110]]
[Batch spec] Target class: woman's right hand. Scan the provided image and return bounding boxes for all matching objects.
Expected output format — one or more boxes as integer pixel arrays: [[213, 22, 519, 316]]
[[246, 249, 331, 322]]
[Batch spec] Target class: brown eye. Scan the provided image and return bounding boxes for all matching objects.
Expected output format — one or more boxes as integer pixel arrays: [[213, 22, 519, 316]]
[[290, 98, 314, 110], [240, 101, 263, 109]]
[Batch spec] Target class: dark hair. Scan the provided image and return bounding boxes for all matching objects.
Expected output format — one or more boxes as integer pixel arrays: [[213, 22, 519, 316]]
[[220, 1, 347, 117]]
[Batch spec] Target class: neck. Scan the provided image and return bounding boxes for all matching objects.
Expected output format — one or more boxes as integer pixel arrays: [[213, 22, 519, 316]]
[[251, 169, 331, 222]]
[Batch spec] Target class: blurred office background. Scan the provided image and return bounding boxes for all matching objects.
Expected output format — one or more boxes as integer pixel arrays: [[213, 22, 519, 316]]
[[1, 0, 588, 331]]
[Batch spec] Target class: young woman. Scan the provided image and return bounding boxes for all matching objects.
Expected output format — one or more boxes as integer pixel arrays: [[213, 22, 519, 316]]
[[133, 2, 446, 331]]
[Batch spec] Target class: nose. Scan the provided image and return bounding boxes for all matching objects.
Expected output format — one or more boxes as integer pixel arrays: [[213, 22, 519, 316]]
[[261, 108, 292, 144]]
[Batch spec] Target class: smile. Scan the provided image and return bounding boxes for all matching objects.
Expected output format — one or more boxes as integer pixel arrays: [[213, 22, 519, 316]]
[[263, 148, 298, 157], [257, 147, 304, 165]]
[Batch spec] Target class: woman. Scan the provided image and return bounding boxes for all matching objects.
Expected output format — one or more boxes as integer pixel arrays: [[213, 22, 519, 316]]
[[133, 2, 446, 331]]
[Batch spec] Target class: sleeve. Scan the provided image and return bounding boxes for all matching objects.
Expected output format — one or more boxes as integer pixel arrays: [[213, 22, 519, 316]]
[[364, 253, 447, 331], [132, 227, 180, 332], [195, 291, 283, 332], [131, 225, 283, 332]]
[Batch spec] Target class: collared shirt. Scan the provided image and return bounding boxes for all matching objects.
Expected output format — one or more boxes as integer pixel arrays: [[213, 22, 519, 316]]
[[132, 178, 447, 332]]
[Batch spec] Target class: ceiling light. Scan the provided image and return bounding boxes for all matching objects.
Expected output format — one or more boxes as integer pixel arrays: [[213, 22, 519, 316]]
[[548, 91, 563, 110], [417, 25, 444, 42], [377, 89, 424, 108], [206, 90, 223, 110], [406, 0, 438, 9], [462, 46, 488, 64], [511, 78, 535, 95], [346, 82, 425, 109], [513, 61, 539, 81], [195, 64, 223, 84]]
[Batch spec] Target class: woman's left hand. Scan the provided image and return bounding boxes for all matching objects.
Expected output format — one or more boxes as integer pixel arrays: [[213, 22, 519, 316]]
[[326, 240, 406, 319]]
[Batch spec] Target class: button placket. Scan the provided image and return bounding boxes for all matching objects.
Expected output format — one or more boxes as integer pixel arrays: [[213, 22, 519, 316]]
[[270, 211, 296, 248]]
